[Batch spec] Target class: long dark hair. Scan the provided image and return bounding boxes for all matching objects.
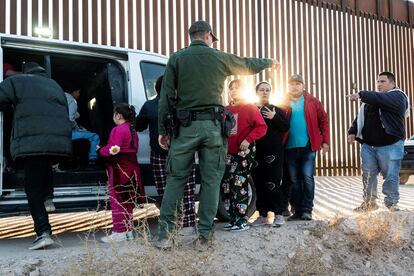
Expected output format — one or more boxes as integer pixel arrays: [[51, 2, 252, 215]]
[[114, 103, 137, 146]]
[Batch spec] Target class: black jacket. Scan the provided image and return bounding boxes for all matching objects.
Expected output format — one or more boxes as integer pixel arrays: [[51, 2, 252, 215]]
[[348, 88, 408, 141], [0, 66, 72, 160], [136, 96, 167, 154], [255, 104, 289, 155]]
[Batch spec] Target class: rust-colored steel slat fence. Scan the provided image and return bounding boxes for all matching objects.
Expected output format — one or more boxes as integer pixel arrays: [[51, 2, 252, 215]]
[[0, 0, 413, 176]]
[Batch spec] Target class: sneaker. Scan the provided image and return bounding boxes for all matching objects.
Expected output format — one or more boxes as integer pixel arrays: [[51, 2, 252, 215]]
[[251, 216, 272, 227], [29, 232, 54, 250], [100, 231, 129, 243], [386, 204, 400, 212], [229, 221, 250, 232], [273, 215, 285, 227], [301, 212, 313, 221], [44, 199, 56, 213], [153, 238, 174, 250], [126, 231, 134, 240], [287, 212, 302, 221], [354, 201, 379, 212], [52, 164, 63, 173], [223, 221, 235, 231]]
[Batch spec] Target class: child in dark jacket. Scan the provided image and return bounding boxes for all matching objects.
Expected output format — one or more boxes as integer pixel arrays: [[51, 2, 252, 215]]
[[222, 79, 267, 232], [99, 103, 144, 243], [251, 81, 289, 227]]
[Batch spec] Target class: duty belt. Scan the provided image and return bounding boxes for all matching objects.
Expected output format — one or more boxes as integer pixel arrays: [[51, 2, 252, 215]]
[[176, 107, 223, 125], [191, 111, 218, 121]]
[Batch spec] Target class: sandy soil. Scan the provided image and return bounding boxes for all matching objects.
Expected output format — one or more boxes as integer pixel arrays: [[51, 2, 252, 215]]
[[1, 210, 413, 276]]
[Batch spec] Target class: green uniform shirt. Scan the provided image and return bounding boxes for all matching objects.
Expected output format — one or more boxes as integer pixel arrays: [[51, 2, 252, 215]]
[[158, 40, 273, 134]]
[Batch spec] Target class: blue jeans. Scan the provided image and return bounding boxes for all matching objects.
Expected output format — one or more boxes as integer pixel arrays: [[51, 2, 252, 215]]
[[361, 140, 403, 206], [72, 130, 100, 161], [286, 146, 316, 214]]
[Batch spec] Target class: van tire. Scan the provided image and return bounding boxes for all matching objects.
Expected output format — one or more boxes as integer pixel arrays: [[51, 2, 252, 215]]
[[216, 175, 256, 222]]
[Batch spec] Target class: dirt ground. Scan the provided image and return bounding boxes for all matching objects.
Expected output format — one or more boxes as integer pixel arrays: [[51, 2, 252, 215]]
[[1, 210, 414, 276]]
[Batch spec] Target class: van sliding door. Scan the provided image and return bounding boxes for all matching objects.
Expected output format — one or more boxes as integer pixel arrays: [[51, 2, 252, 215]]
[[0, 42, 4, 196]]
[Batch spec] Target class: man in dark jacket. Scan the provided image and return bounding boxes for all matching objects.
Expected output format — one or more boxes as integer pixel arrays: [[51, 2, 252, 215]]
[[347, 72, 408, 212], [0, 62, 72, 250]]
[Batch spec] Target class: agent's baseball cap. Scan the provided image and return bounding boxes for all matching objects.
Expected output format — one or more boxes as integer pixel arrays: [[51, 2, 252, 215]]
[[189, 20, 219, 42], [288, 74, 304, 84]]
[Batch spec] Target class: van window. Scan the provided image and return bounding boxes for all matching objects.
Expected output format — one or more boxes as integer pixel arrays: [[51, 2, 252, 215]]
[[140, 62, 165, 99]]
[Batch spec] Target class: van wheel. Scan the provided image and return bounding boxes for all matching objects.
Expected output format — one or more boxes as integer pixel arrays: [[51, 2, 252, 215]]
[[216, 175, 256, 222], [400, 174, 409, 185]]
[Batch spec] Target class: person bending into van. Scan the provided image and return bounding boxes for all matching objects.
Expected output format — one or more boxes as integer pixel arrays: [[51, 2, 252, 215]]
[[3, 64, 55, 213], [0, 62, 72, 250], [222, 79, 267, 232], [250, 81, 289, 227], [65, 88, 100, 163], [136, 76, 197, 239], [98, 103, 144, 243]]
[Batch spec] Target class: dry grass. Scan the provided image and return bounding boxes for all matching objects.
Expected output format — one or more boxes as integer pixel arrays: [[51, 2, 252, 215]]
[[64, 235, 214, 276], [283, 245, 332, 276], [327, 213, 345, 230], [349, 212, 407, 255], [307, 213, 346, 240], [61, 184, 214, 276]]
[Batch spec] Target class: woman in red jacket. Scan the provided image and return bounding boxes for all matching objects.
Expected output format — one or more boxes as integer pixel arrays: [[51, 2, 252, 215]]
[[221, 79, 267, 232]]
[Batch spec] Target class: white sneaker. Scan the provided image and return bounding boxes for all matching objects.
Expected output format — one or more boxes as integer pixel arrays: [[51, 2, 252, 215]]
[[100, 231, 129, 243], [229, 221, 250, 232], [44, 199, 56, 212], [52, 164, 63, 173], [126, 231, 134, 240], [29, 232, 54, 250], [223, 222, 235, 231]]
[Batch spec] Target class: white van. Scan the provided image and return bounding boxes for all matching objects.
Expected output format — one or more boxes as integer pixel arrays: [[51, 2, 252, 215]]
[[0, 34, 168, 215], [0, 34, 256, 220]]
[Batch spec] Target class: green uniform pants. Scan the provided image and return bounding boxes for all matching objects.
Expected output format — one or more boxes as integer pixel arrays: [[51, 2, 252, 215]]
[[158, 120, 227, 240]]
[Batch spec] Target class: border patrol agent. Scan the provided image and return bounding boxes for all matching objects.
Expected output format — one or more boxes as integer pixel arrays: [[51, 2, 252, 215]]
[[156, 20, 279, 248]]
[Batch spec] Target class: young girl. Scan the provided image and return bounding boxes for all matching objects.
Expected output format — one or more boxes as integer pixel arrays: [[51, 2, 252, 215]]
[[99, 103, 144, 243], [251, 81, 289, 227], [222, 79, 267, 232]]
